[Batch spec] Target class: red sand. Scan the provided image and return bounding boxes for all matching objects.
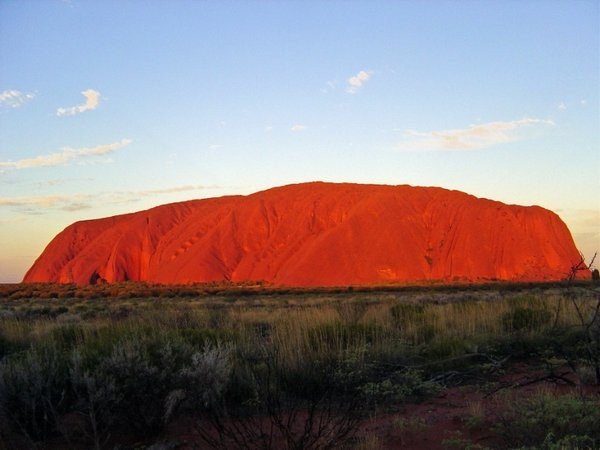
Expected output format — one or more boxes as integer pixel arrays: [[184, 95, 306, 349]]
[[24, 182, 586, 286]]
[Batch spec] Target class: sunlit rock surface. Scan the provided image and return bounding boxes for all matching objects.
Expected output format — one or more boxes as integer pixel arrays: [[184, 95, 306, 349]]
[[24, 182, 586, 286]]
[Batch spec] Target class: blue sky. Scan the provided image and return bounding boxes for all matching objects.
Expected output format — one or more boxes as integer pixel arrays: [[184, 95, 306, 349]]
[[0, 0, 598, 282]]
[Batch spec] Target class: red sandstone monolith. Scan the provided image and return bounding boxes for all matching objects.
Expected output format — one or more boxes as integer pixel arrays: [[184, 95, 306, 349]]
[[24, 182, 587, 286]]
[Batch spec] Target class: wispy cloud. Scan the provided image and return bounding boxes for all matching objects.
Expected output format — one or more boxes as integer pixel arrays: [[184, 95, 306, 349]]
[[0, 185, 214, 213], [35, 178, 95, 188], [0, 194, 91, 209], [321, 80, 338, 94], [346, 70, 372, 94], [124, 185, 210, 198], [56, 89, 101, 116], [208, 144, 222, 150], [0, 90, 35, 108], [397, 118, 555, 152], [557, 102, 567, 110], [0, 139, 132, 170], [290, 124, 307, 132]]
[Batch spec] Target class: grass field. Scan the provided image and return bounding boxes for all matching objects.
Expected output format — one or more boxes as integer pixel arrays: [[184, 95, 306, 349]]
[[1, 281, 599, 449]]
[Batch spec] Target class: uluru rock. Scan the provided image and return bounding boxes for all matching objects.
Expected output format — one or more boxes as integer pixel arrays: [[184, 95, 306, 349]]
[[24, 182, 586, 286]]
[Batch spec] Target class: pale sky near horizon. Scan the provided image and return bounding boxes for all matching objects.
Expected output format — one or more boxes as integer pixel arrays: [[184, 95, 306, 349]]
[[0, 0, 598, 283]]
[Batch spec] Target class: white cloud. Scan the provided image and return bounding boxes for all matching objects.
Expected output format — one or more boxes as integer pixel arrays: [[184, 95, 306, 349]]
[[0, 138, 132, 170], [208, 144, 222, 150], [106, 185, 213, 204], [0, 90, 35, 108], [346, 70, 372, 94], [0, 185, 213, 213], [290, 124, 307, 132], [265, 126, 274, 132], [558, 102, 567, 110], [56, 89, 101, 116], [581, 99, 587, 106], [397, 118, 555, 152]]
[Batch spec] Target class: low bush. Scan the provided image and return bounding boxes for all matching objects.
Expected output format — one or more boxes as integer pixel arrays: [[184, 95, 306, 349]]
[[195, 345, 364, 450], [359, 368, 442, 410], [419, 336, 476, 359], [488, 333, 556, 360], [0, 332, 235, 447], [91, 336, 193, 433], [0, 342, 71, 441], [493, 391, 600, 448], [171, 342, 233, 417]]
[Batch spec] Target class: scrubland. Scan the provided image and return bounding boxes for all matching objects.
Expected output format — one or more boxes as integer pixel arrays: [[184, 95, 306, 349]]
[[0, 281, 599, 449]]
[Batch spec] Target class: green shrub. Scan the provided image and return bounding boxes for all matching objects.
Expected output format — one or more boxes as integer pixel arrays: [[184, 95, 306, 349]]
[[193, 345, 364, 450], [419, 336, 474, 359], [93, 336, 193, 433], [493, 392, 600, 448], [68, 340, 233, 447], [0, 343, 71, 441], [542, 433, 598, 450], [489, 333, 556, 360], [359, 368, 441, 409], [70, 349, 119, 447], [170, 342, 233, 417]]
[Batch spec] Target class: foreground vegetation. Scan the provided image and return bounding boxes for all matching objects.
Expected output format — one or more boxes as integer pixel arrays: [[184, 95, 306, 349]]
[[0, 281, 599, 449]]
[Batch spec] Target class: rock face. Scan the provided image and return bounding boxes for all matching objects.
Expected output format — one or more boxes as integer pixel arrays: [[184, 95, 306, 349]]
[[24, 182, 585, 286]]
